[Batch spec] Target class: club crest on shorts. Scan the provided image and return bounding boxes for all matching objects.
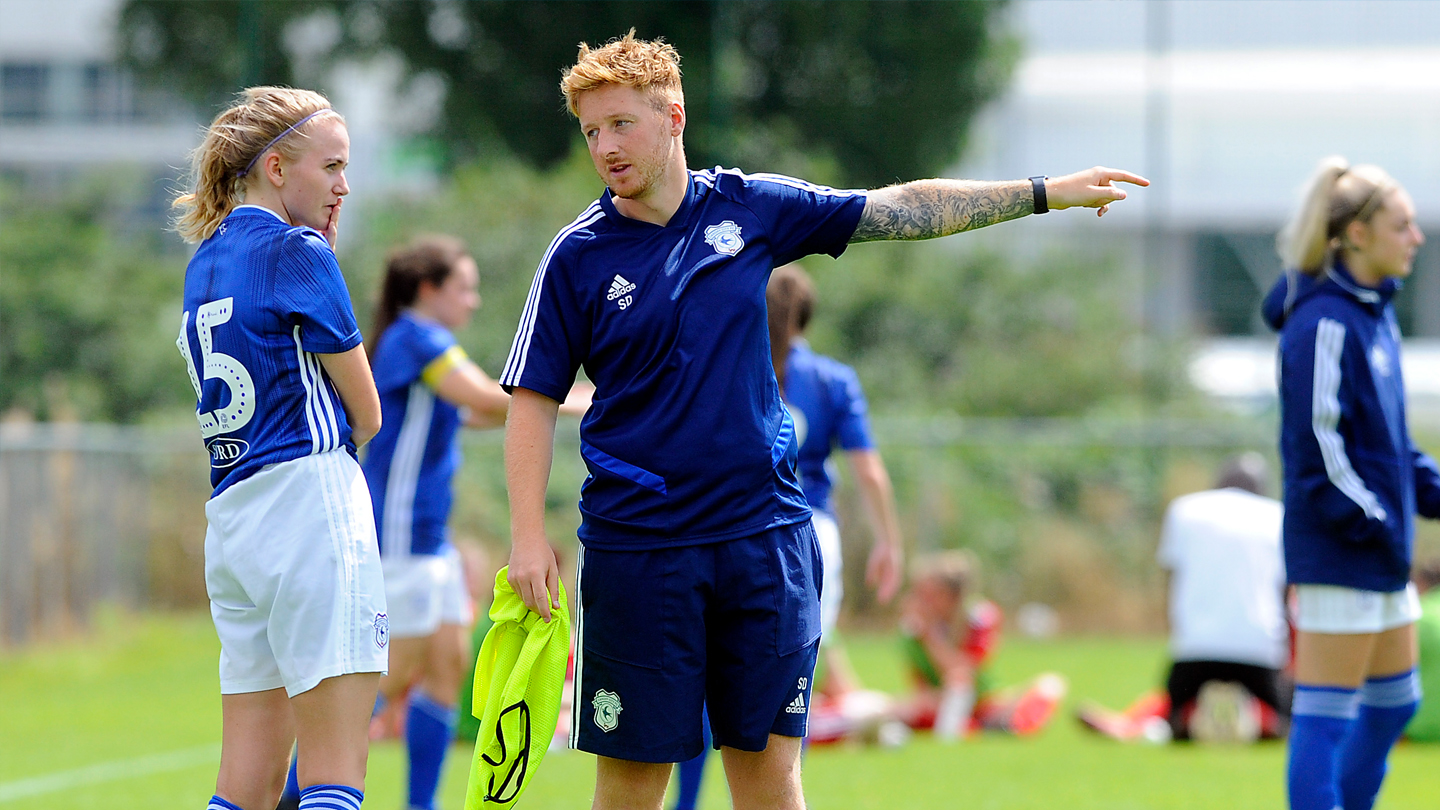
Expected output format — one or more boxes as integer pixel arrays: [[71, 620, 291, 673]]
[[374, 612, 389, 649], [592, 689, 622, 732], [704, 220, 744, 256]]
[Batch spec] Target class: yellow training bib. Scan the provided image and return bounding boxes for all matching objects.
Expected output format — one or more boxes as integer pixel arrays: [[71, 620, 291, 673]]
[[464, 567, 571, 810]]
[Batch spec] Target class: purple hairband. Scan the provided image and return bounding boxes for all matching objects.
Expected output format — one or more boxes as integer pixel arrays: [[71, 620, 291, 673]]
[[237, 109, 330, 178]]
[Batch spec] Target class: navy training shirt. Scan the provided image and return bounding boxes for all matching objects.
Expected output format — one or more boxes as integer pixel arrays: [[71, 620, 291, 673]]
[[785, 340, 875, 516], [177, 205, 363, 495], [500, 168, 868, 549]]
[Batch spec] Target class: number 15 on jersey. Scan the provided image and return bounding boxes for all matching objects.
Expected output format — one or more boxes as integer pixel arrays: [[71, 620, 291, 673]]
[[178, 297, 256, 438]]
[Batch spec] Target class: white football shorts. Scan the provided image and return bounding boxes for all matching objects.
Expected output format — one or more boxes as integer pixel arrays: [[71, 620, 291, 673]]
[[1294, 583, 1421, 634], [814, 510, 844, 639], [381, 545, 474, 639], [204, 449, 389, 697]]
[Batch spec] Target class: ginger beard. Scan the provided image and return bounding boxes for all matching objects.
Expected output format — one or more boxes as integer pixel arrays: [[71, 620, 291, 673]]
[[577, 84, 683, 205]]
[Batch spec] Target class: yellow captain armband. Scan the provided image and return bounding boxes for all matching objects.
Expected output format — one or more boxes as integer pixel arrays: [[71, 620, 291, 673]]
[[421, 345, 469, 389]]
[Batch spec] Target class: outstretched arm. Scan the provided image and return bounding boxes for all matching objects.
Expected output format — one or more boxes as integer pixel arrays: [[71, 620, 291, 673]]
[[432, 359, 511, 429], [850, 167, 1149, 243]]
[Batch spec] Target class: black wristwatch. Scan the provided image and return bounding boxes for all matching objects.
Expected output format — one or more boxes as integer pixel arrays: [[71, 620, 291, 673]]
[[1030, 176, 1049, 214]]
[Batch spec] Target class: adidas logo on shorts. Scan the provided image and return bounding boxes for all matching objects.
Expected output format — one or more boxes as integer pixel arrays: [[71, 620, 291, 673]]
[[785, 693, 807, 714]]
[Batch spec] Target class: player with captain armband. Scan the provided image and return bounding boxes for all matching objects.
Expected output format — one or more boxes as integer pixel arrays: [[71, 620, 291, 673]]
[[173, 87, 385, 810]]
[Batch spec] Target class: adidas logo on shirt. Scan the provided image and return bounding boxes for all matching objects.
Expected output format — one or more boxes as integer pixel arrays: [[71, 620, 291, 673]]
[[606, 274, 636, 300], [606, 274, 636, 310], [785, 693, 807, 714]]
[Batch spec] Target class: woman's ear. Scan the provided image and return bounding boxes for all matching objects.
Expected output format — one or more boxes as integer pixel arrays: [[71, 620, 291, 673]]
[[415, 277, 441, 302], [262, 152, 285, 188], [1345, 217, 1372, 252]]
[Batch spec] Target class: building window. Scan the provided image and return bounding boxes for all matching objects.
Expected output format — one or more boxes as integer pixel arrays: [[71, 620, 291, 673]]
[[1, 64, 50, 121], [84, 64, 133, 122]]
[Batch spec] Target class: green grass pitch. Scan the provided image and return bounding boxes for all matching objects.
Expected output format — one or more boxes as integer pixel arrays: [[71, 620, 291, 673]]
[[2, 611, 1438, 809]]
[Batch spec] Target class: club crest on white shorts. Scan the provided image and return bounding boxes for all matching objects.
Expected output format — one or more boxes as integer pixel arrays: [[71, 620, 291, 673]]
[[374, 612, 389, 649]]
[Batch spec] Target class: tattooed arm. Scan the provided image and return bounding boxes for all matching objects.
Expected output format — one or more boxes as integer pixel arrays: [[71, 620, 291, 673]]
[[850, 167, 1149, 244], [850, 179, 1032, 243]]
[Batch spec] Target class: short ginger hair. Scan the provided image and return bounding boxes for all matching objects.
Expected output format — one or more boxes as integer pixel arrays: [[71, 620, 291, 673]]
[[560, 29, 684, 117]]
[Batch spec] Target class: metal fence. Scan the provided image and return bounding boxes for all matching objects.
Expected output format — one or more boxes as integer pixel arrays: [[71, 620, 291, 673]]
[[0, 423, 206, 646], [0, 416, 1286, 646]]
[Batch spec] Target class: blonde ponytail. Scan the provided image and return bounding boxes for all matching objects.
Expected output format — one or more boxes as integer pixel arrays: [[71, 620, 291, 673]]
[[1276, 156, 1349, 273], [172, 86, 343, 244], [1277, 156, 1400, 274]]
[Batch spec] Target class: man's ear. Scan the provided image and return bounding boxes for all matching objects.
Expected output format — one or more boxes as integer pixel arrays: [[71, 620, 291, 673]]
[[668, 101, 686, 137]]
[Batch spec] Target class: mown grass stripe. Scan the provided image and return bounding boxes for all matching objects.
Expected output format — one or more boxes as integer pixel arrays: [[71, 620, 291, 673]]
[[0, 743, 219, 803]]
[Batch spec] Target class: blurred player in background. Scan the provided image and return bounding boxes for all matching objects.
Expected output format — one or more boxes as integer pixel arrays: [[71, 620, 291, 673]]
[[670, 263, 904, 809], [1077, 453, 1291, 744], [890, 551, 1066, 740], [501, 30, 1147, 810], [174, 87, 383, 810], [1263, 157, 1440, 810], [278, 236, 587, 810]]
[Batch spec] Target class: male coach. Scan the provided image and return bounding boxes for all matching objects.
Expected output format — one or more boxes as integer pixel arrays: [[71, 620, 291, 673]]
[[499, 31, 1147, 810]]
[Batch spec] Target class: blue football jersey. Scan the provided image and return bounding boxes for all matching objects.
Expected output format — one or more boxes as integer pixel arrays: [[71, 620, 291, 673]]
[[784, 341, 875, 516], [362, 313, 466, 557], [500, 168, 867, 549], [177, 205, 363, 495]]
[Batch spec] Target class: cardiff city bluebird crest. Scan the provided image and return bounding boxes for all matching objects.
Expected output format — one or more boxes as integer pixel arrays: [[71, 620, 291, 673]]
[[593, 689, 622, 732], [374, 612, 389, 648], [704, 221, 744, 256]]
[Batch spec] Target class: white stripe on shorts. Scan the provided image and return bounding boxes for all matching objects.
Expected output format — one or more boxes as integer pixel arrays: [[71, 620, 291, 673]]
[[315, 450, 357, 663], [570, 545, 586, 749]]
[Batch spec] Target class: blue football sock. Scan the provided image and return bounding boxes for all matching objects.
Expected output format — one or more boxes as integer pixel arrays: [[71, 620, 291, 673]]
[[298, 784, 362, 810], [280, 748, 301, 801], [1288, 684, 1359, 810], [1338, 669, 1421, 810], [407, 691, 458, 810], [207, 797, 244, 810], [672, 712, 713, 810]]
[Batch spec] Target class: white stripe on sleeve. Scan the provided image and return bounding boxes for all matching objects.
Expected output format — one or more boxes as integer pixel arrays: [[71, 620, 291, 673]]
[[311, 353, 341, 451], [294, 326, 323, 455], [713, 167, 862, 198], [500, 204, 605, 387], [1311, 317, 1388, 522]]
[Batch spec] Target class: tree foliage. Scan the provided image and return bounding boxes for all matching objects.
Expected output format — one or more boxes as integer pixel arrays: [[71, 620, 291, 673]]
[[0, 178, 193, 422], [119, 0, 1013, 187], [340, 152, 1175, 420]]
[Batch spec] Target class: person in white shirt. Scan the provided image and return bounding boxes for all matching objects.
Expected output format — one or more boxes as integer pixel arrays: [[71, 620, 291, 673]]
[[1158, 452, 1291, 740], [1079, 453, 1290, 742]]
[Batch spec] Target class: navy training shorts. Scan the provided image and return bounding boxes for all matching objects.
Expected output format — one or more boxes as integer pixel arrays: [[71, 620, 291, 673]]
[[570, 520, 823, 763]]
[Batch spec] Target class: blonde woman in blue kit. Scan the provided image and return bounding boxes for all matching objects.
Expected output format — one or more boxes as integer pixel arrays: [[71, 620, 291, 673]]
[[277, 236, 587, 810], [175, 87, 384, 810], [1262, 157, 1439, 810]]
